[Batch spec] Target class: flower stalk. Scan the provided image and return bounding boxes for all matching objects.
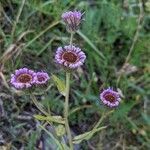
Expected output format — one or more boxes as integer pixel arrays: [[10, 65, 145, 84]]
[[64, 72, 73, 149], [63, 32, 74, 150], [70, 33, 74, 46]]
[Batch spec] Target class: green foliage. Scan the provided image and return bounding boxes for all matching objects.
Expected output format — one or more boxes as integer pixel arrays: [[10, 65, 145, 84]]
[[121, 17, 137, 37], [52, 74, 66, 96], [131, 37, 150, 67], [111, 101, 136, 122], [12, 0, 65, 17], [34, 114, 65, 124], [27, 131, 39, 150], [73, 126, 107, 144], [0, 0, 149, 149]]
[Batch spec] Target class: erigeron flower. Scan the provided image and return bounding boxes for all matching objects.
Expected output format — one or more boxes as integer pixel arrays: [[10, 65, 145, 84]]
[[62, 11, 82, 32], [55, 45, 86, 69], [35, 72, 50, 85], [100, 88, 121, 107], [10, 68, 36, 89]]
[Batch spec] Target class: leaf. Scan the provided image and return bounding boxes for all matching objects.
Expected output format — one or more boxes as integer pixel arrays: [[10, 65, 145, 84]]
[[39, 124, 64, 150], [73, 126, 107, 144], [52, 74, 66, 96], [34, 115, 65, 124], [77, 30, 105, 59]]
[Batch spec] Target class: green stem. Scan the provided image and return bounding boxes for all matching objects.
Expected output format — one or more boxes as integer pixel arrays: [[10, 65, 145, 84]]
[[64, 72, 73, 150], [63, 32, 74, 149], [93, 113, 105, 130], [70, 33, 74, 46], [94, 110, 114, 130]]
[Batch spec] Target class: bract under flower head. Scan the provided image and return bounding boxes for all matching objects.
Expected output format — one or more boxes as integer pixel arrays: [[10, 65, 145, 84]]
[[35, 72, 50, 85], [10, 68, 36, 89], [100, 88, 121, 108], [55, 45, 86, 69], [62, 11, 82, 32]]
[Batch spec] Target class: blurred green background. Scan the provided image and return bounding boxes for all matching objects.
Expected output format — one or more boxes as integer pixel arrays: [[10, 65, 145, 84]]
[[0, 0, 149, 149]]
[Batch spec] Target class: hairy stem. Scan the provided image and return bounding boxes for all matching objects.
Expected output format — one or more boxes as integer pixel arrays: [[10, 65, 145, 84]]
[[94, 110, 114, 129], [64, 72, 73, 150], [70, 32, 74, 46], [63, 32, 74, 149]]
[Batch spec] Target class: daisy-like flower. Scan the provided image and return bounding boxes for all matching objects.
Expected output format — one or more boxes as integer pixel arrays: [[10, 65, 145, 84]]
[[35, 72, 50, 85], [55, 45, 86, 69], [10, 68, 36, 89], [100, 88, 121, 108], [62, 11, 82, 32]]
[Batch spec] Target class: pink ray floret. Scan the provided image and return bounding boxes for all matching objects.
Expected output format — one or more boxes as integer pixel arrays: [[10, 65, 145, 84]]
[[35, 71, 50, 85], [10, 68, 36, 89], [55, 45, 86, 69], [100, 88, 121, 108]]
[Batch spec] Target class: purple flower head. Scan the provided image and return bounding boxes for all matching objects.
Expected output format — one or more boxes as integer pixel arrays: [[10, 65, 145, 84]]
[[100, 88, 121, 108], [10, 68, 36, 89], [61, 11, 82, 32], [35, 72, 50, 85], [55, 45, 86, 69]]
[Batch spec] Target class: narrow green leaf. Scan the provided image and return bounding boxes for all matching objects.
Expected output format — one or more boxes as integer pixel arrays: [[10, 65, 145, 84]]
[[52, 74, 66, 96], [73, 126, 107, 144], [34, 115, 65, 124], [39, 124, 64, 150], [77, 30, 105, 59]]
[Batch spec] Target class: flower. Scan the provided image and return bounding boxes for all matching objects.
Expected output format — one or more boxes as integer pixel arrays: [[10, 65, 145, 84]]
[[62, 11, 82, 32], [35, 72, 50, 85], [100, 88, 121, 107], [10, 68, 36, 89], [55, 45, 86, 69]]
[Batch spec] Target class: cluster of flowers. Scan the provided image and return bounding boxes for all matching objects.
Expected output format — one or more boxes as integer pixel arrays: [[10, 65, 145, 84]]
[[11, 68, 50, 89], [55, 11, 86, 69], [10, 11, 121, 108]]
